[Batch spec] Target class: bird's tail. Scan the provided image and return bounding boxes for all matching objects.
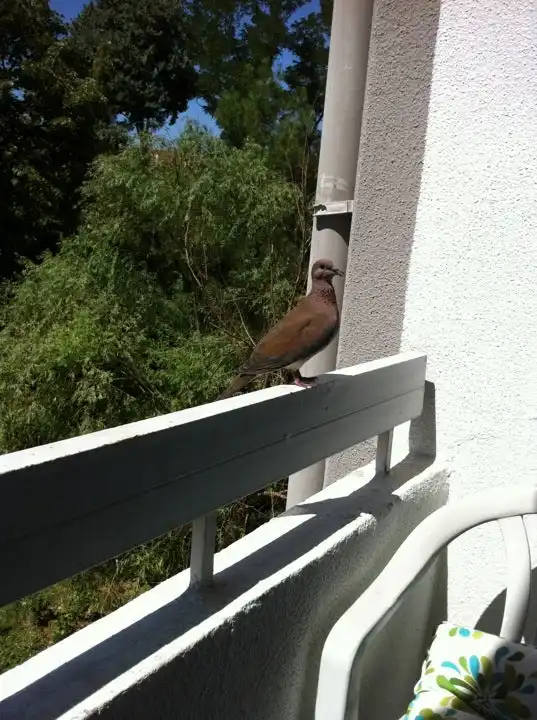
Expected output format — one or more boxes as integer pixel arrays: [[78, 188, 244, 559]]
[[218, 374, 254, 400]]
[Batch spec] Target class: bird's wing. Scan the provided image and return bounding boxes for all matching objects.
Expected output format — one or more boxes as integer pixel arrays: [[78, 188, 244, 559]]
[[241, 299, 337, 375]]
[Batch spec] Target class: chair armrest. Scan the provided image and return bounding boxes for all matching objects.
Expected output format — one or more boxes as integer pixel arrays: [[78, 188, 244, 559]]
[[315, 485, 537, 720]]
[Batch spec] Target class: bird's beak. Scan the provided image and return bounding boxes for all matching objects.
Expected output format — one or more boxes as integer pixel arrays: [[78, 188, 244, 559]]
[[334, 268, 345, 277]]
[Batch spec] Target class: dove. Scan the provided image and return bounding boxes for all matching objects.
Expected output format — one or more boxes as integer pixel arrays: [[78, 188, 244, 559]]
[[219, 258, 344, 399]]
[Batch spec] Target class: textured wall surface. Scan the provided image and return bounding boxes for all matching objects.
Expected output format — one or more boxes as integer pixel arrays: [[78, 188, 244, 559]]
[[1, 462, 447, 720], [330, 0, 537, 629]]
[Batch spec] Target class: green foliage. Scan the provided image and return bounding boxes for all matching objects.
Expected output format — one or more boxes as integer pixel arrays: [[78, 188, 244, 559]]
[[188, 0, 294, 117], [283, 0, 332, 126], [0, 130, 304, 450], [187, 0, 330, 150], [0, 0, 329, 282], [0, 0, 124, 281], [188, 0, 330, 202], [71, 0, 197, 132]]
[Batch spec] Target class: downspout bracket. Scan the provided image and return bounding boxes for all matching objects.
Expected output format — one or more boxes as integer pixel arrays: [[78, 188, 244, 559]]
[[312, 200, 355, 217]]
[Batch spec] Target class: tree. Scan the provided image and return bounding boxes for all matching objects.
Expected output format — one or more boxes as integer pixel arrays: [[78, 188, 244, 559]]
[[283, 1, 332, 128], [0, 0, 124, 280], [0, 129, 305, 450], [0, 0, 63, 278], [70, 0, 198, 132], [0, 0, 201, 280], [189, 0, 291, 109], [187, 0, 331, 135], [184, 0, 331, 194]]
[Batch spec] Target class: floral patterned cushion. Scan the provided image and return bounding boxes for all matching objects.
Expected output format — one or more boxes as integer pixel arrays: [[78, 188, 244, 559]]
[[401, 622, 537, 719]]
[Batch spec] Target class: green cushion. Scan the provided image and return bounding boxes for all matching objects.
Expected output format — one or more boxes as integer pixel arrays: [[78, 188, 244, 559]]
[[401, 621, 537, 719]]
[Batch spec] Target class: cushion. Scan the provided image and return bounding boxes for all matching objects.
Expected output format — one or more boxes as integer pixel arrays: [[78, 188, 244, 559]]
[[401, 621, 537, 719]]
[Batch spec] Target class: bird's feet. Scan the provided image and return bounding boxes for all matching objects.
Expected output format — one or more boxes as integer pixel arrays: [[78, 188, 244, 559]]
[[292, 372, 318, 388]]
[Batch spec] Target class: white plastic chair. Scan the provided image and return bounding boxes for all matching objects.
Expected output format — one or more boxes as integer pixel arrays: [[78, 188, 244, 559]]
[[315, 485, 537, 720]]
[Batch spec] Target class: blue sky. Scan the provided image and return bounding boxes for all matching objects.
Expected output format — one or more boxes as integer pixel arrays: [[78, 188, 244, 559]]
[[50, 0, 321, 136]]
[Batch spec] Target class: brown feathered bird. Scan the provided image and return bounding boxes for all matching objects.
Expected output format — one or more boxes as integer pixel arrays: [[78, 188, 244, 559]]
[[219, 258, 344, 399]]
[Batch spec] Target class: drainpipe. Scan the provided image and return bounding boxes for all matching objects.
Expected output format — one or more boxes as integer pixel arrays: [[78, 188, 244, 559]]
[[286, 0, 375, 510]]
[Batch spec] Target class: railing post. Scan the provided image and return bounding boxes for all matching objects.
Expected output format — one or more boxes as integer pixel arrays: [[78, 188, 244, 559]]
[[190, 513, 217, 585], [376, 429, 393, 474]]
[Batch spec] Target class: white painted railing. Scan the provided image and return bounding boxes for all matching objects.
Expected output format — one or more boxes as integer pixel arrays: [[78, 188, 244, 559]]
[[0, 351, 426, 608]]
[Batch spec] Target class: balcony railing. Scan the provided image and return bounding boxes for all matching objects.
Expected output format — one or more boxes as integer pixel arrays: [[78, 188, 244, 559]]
[[1, 351, 427, 610]]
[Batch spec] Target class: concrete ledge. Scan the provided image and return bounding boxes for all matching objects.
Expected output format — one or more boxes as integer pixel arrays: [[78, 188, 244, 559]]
[[1, 456, 450, 720]]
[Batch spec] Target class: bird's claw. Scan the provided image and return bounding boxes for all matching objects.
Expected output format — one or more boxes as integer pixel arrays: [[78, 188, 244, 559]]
[[293, 375, 318, 388]]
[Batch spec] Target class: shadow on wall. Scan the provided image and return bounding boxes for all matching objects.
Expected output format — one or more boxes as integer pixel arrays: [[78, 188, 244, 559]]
[[477, 565, 537, 644], [328, 0, 442, 481]]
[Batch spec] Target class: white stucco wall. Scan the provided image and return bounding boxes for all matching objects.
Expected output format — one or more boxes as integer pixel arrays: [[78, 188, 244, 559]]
[[1, 460, 448, 720], [330, 0, 537, 630]]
